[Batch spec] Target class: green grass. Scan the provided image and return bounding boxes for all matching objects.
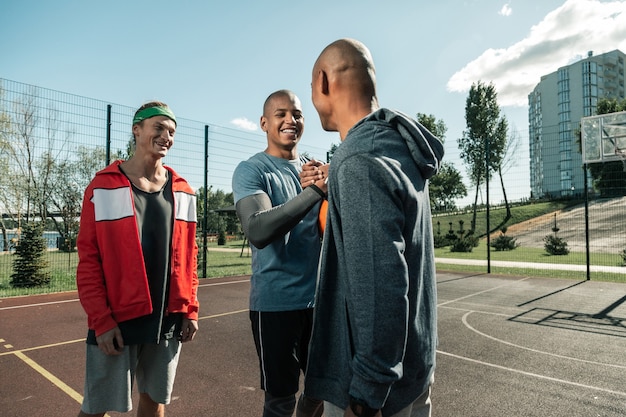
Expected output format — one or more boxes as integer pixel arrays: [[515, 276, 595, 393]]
[[435, 240, 626, 283], [435, 262, 626, 283], [433, 200, 573, 236], [0, 247, 252, 298], [2, 200, 625, 298]]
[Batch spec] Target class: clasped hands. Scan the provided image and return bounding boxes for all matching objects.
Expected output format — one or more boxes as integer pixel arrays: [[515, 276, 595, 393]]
[[300, 159, 329, 195]]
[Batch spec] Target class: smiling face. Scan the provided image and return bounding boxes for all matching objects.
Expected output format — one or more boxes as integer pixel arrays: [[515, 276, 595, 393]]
[[132, 115, 176, 160], [260, 91, 304, 158]]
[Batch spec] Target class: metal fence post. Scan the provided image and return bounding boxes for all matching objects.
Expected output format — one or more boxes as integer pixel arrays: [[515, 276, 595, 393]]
[[202, 125, 209, 279], [106, 104, 112, 165]]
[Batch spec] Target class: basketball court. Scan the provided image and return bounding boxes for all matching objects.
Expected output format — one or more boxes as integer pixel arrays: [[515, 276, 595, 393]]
[[1, 272, 625, 416]]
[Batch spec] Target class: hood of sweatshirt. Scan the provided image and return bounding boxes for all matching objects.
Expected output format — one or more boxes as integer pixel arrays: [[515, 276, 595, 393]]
[[356, 108, 445, 179]]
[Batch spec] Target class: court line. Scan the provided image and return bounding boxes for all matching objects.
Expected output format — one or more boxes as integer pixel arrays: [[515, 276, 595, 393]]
[[437, 349, 626, 397], [0, 278, 250, 311], [437, 276, 530, 307], [13, 350, 84, 403], [461, 311, 626, 370], [199, 309, 248, 320], [0, 339, 84, 357], [199, 278, 249, 287], [2, 307, 249, 415], [0, 309, 249, 357], [0, 299, 79, 311]]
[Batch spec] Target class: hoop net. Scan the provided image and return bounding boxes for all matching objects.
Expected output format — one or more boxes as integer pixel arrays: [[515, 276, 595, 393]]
[[616, 148, 626, 172]]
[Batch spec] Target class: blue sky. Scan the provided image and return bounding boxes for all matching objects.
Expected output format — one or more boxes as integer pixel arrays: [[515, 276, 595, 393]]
[[2, 0, 626, 203]]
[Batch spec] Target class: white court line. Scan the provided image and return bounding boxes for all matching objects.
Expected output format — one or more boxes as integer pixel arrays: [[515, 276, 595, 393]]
[[437, 349, 626, 397], [0, 299, 79, 311], [437, 276, 530, 307], [0, 278, 250, 311], [461, 311, 626, 370], [198, 278, 249, 287]]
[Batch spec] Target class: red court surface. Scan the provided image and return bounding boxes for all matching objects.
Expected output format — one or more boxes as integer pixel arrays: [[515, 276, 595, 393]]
[[1, 272, 626, 416]]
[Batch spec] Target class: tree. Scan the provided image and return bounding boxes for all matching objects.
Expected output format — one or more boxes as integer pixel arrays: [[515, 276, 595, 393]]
[[416, 113, 467, 211], [428, 163, 468, 211], [0, 85, 18, 251], [327, 143, 339, 162], [196, 186, 237, 234], [10, 221, 51, 287], [458, 81, 509, 233]]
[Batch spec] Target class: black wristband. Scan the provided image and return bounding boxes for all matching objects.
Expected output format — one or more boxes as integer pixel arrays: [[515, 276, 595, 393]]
[[308, 183, 327, 199], [349, 396, 379, 417]]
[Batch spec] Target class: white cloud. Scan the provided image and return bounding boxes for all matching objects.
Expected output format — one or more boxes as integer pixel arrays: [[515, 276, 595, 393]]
[[230, 117, 258, 131], [447, 0, 626, 107], [499, 3, 513, 16]]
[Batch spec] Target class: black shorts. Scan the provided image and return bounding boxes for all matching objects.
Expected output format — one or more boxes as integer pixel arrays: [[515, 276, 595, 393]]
[[250, 309, 314, 397]]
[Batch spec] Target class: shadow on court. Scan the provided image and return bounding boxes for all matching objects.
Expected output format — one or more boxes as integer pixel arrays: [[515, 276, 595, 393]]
[[1, 272, 625, 416]]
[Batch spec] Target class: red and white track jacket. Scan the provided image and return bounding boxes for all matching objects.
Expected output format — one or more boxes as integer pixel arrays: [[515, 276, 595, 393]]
[[76, 160, 199, 337]]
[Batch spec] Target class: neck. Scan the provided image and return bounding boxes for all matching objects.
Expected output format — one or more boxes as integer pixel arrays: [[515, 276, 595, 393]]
[[121, 155, 166, 180], [264, 147, 297, 160], [338, 102, 379, 140]]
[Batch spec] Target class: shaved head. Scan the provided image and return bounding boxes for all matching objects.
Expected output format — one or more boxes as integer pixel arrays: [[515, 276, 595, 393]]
[[314, 38, 377, 100], [263, 89, 298, 117], [311, 38, 379, 139]]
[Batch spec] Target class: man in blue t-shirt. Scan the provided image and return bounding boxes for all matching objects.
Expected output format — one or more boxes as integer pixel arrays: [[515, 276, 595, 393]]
[[232, 90, 328, 417]]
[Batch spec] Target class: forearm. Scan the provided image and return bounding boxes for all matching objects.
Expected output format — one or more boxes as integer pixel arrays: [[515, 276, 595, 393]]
[[236, 186, 325, 249]]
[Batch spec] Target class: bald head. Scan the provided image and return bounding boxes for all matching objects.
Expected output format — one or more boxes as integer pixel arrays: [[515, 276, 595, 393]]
[[314, 38, 377, 99], [263, 89, 298, 117], [311, 38, 379, 139]]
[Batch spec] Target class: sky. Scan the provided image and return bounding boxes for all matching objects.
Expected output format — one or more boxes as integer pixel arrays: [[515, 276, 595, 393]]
[[2, 0, 626, 204]]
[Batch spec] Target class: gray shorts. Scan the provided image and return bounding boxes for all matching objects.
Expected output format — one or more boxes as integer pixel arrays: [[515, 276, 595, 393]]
[[80, 339, 181, 414]]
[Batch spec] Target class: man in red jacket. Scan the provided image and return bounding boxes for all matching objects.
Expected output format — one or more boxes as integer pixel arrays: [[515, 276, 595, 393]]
[[76, 101, 199, 417]]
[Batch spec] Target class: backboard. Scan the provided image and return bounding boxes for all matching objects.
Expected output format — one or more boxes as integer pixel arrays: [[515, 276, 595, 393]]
[[581, 110, 626, 164]]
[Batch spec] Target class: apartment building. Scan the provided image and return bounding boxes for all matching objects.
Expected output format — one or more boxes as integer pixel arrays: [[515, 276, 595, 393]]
[[528, 49, 625, 198]]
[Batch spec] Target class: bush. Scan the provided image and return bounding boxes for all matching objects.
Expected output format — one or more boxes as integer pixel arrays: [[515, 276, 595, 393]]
[[433, 233, 448, 248], [10, 222, 51, 288], [491, 228, 519, 251], [543, 234, 570, 255], [621, 248, 626, 265], [450, 233, 479, 253], [217, 230, 226, 246]]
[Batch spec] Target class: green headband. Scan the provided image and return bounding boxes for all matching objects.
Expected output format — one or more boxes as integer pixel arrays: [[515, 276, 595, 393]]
[[133, 106, 177, 126]]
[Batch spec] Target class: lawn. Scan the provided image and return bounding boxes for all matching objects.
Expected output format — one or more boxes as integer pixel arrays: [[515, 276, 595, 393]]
[[433, 200, 573, 237], [2, 200, 625, 298], [0, 246, 252, 298]]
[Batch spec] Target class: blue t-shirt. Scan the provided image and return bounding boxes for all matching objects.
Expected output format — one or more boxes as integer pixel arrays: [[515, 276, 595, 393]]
[[232, 152, 321, 311]]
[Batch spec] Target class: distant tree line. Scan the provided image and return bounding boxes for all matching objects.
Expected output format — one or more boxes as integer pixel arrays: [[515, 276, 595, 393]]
[[0, 85, 237, 255]]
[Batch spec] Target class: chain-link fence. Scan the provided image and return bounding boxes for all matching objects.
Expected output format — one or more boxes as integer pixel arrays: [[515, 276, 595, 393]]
[[438, 120, 626, 281], [0, 78, 329, 296], [1, 78, 625, 297]]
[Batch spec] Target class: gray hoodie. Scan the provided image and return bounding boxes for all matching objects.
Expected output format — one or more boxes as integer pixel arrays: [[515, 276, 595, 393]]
[[304, 108, 444, 415]]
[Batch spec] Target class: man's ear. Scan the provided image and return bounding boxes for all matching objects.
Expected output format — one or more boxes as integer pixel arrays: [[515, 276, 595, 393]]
[[313, 68, 330, 96], [320, 69, 329, 95], [260, 116, 267, 132]]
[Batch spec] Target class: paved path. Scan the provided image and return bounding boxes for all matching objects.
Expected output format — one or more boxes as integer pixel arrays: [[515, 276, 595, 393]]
[[436, 257, 626, 273]]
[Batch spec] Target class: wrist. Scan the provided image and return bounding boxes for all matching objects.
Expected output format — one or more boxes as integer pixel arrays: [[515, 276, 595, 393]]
[[349, 396, 379, 417]]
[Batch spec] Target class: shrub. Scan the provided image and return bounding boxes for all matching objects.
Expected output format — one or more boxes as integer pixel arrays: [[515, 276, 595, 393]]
[[217, 230, 227, 246], [621, 248, 626, 265], [450, 233, 479, 253], [543, 234, 570, 255], [433, 233, 448, 248], [10, 222, 51, 288], [491, 228, 519, 251]]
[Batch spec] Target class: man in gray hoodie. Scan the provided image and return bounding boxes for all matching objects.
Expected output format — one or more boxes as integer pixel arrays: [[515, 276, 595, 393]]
[[303, 38, 444, 417]]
